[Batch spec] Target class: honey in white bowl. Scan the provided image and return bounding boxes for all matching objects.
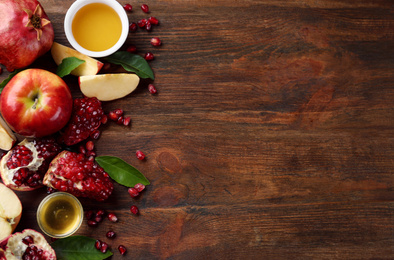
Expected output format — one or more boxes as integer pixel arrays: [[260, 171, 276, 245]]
[[72, 3, 122, 52], [37, 192, 83, 238]]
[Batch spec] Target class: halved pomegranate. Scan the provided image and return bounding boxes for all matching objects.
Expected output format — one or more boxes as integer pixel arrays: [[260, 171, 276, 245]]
[[0, 138, 62, 191], [0, 229, 56, 259], [43, 151, 113, 201]]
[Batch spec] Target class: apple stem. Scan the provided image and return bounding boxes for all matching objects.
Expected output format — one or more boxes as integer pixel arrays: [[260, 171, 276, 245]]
[[32, 97, 39, 110]]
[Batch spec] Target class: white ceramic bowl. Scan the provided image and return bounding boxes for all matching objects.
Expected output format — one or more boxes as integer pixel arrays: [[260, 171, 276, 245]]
[[64, 0, 129, 57]]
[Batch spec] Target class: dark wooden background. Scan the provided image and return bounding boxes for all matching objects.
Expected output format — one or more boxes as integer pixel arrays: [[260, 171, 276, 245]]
[[1, 0, 393, 259]]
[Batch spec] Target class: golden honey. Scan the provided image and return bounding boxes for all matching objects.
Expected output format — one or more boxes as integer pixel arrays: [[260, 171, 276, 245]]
[[72, 3, 122, 52]]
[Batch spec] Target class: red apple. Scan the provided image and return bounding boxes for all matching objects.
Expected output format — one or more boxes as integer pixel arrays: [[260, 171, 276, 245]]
[[0, 69, 73, 138]]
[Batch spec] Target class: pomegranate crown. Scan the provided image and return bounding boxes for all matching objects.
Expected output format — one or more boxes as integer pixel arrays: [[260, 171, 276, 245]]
[[24, 4, 51, 41]]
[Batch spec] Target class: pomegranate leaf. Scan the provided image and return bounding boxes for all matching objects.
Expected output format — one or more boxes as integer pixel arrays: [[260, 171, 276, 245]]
[[0, 69, 24, 93], [103, 51, 154, 80], [51, 235, 112, 260], [96, 156, 150, 187], [56, 57, 85, 77]]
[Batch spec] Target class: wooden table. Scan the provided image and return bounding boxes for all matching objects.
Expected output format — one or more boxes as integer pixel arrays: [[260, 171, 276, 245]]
[[1, 0, 393, 259]]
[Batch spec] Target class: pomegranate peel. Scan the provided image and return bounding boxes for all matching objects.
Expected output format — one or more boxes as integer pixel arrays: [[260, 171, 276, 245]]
[[23, 4, 51, 41]]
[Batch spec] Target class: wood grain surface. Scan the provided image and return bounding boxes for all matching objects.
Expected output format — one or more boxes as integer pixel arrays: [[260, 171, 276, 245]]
[[1, 0, 393, 259]]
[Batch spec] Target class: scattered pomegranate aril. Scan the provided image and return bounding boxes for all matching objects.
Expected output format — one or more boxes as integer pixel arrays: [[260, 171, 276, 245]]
[[22, 236, 34, 246], [86, 141, 94, 151], [129, 22, 137, 32], [148, 17, 159, 25], [137, 19, 147, 28], [95, 240, 102, 250], [134, 183, 145, 192], [59, 97, 104, 146], [108, 213, 118, 222], [128, 187, 139, 197], [117, 116, 124, 125], [126, 45, 137, 53], [123, 117, 131, 126], [87, 220, 98, 227], [145, 21, 152, 31], [114, 109, 124, 116], [123, 3, 132, 12], [95, 215, 103, 223], [136, 150, 145, 160], [144, 52, 154, 61], [130, 205, 139, 215], [96, 209, 106, 217], [85, 210, 94, 220], [106, 231, 116, 239], [109, 111, 118, 121], [141, 4, 149, 13], [46, 187, 57, 194], [101, 115, 108, 124], [150, 37, 162, 46], [148, 84, 157, 94], [90, 129, 101, 140], [100, 242, 109, 253], [118, 245, 127, 255]]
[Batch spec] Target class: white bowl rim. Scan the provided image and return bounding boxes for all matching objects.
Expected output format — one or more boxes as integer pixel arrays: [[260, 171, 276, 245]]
[[64, 0, 129, 58]]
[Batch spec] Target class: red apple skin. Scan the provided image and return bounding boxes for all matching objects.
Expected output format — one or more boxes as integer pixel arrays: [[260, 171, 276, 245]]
[[0, 69, 73, 137]]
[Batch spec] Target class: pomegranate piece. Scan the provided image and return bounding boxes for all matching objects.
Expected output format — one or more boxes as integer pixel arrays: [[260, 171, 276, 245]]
[[0, 138, 62, 191], [129, 22, 138, 32], [123, 3, 132, 12], [118, 245, 127, 255], [148, 84, 157, 94], [144, 52, 154, 61], [134, 183, 146, 192], [43, 151, 114, 201], [123, 117, 131, 126], [136, 150, 145, 160], [128, 187, 139, 197], [150, 37, 161, 46], [148, 17, 159, 25], [141, 4, 149, 13], [85, 141, 94, 151], [145, 21, 152, 31], [0, 229, 56, 260], [130, 205, 139, 215], [95, 240, 102, 250], [90, 130, 101, 140], [100, 242, 109, 253], [59, 97, 104, 146], [106, 231, 116, 239], [126, 45, 137, 53], [87, 220, 98, 227], [85, 210, 94, 220], [107, 213, 118, 222], [21, 236, 34, 246], [137, 19, 147, 28]]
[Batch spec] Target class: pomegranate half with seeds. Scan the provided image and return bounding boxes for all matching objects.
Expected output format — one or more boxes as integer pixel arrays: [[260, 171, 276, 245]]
[[0, 138, 62, 191], [0, 229, 56, 259], [43, 151, 113, 201]]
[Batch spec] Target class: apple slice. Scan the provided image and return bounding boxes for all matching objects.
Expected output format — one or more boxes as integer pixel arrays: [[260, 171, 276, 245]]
[[0, 183, 22, 241], [51, 42, 103, 76], [0, 116, 16, 151], [79, 74, 140, 101]]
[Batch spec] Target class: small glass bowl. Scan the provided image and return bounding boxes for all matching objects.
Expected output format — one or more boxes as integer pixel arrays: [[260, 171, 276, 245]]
[[37, 192, 83, 238]]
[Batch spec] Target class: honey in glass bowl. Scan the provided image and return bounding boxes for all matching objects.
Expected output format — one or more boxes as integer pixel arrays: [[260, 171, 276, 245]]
[[37, 192, 83, 238]]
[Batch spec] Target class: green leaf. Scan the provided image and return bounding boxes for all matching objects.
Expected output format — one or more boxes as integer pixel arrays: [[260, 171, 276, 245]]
[[51, 236, 112, 260], [96, 156, 150, 187], [0, 69, 24, 94], [56, 57, 85, 77], [103, 51, 154, 80]]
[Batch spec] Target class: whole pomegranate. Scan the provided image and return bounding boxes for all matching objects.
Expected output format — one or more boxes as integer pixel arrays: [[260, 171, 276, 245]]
[[0, 0, 54, 71], [0, 229, 56, 259], [0, 138, 62, 191], [43, 151, 113, 201]]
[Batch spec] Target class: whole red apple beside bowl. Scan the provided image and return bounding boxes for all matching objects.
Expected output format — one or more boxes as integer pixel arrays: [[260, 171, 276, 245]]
[[0, 69, 72, 138]]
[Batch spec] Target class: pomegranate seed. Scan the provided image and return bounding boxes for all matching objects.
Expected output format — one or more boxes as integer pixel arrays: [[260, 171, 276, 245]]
[[123, 4, 132, 12], [141, 4, 149, 13], [148, 84, 157, 94], [46, 187, 56, 194], [109, 111, 118, 121], [144, 52, 154, 61], [130, 205, 139, 215], [148, 17, 159, 25], [22, 236, 34, 245], [88, 220, 98, 227], [128, 187, 139, 197], [118, 245, 127, 255], [145, 21, 152, 31], [95, 240, 102, 250], [150, 37, 161, 46], [137, 19, 147, 28], [108, 213, 118, 222], [129, 22, 137, 32], [101, 115, 108, 124], [86, 141, 94, 151], [117, 116, 124, 125], [134, 183, 145, 192], [114, 109, 124, 116], [85, 210, 94, 220], [100, 242, 108, 253], [90, 129, 100, 140], [106, 231, 116, 239], [123, 117, 131, 126], [94, 215, 103, 223], [126, 45, 137, 53], [136, 150, 145, 160], [96, 209, 106, 217]]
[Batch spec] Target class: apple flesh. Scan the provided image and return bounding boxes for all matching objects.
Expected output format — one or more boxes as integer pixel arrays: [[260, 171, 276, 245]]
[[0, 117, 16, 151], [51, 42, 103, 76], [79, 73, 140, 101], [0, 69, 73, 138], [0, 183, 22, 241]]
